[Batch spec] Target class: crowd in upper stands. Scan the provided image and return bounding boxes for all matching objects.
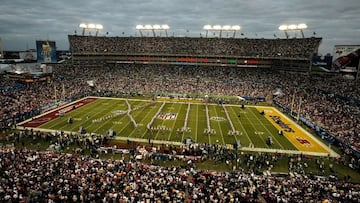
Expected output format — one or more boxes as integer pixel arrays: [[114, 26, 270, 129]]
[[69, 35, 321, 58], [1, 63, 359, 152]]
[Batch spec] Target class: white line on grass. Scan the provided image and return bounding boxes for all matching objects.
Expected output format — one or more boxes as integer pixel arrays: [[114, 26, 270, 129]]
[[212, 105, 226, 145], [242, 108, 269, 148], [248, 108, 285, 149], [168, 103, 184, 141], [228, 106, 253, 145]]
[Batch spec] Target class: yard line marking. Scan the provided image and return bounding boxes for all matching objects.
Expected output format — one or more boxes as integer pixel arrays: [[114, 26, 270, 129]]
[[228, 106, 253, 145], [212, 105, 226, 145], [242, 108, 269, 148], [168, 103, 184, 141], [248, 108, 285, 149], [62, 99, 120, 132]]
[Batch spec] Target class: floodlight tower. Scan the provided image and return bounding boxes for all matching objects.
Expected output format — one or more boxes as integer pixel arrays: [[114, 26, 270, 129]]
[[136, 25, 144, 37], [145, 25, 154, 37], [231, 25, 241, 38], [203, 25, 212, 38], [297, 23, 308, 38], [278, 25, 289, 38], [203, 25, 241, 38], [278, 23, 308, 38], [79, 23, 88, 36], [95, 24, 103, 36], [79, 23, 103, 36], [161, 24, 169, 37], [136, 24, 170, 37]]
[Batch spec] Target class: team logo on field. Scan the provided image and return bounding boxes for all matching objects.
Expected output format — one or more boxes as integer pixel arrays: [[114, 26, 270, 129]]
[[295, 136, 312, 147], [157, 112, 177, 120], [210, 117, 226, 121]]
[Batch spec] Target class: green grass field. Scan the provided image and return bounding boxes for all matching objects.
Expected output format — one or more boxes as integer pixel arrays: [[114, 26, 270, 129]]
[[38, 97, 298, 150]]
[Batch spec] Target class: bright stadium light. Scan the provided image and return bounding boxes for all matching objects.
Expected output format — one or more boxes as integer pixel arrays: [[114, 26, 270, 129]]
[[136, 25, 144, 29], [203, 24, 241, 38], [79, 23, 88, 29], [161, 24, 169, 29], [144, 24, 153, 29], [297, 23, 308, 29], [231, 25, 241, 30], [278, 25, 288, 31], [287, 24, 297, 30], [279, 23, 308, 38], [222, 25, 231, 30], [79, 23, 103, 36], [203, 24, 212, 30], [213, 25, 222, 30], [88, 24, 96, 29], [136, 24, 170, 37], [95, 24, 103, 30], [153, 24, 161, 29]]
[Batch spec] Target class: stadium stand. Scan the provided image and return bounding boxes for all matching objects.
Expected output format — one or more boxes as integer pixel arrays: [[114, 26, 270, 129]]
[[0, 144, 359, 202], [1, 36, 359, 202], [68, 35, 322, 71]]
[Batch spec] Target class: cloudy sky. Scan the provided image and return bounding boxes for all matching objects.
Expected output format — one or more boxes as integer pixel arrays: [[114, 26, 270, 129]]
[[0, 0, 359, 55]]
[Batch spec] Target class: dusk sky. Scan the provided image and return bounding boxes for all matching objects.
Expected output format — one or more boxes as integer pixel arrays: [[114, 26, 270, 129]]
[[0, 0, 359, 55]]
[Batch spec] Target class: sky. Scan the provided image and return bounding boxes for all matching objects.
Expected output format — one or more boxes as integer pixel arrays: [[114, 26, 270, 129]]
[[0, 0, 359, 55]]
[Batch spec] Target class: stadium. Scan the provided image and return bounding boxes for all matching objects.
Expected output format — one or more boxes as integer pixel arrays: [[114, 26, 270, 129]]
[[1, 22, 360, 202]]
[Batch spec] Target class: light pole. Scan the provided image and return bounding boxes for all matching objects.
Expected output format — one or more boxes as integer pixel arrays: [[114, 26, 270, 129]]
[[278, 23, 308, 38], [79, 23, 103, 36], [136, 24, 170, 37], [203, 25, 241, 38]]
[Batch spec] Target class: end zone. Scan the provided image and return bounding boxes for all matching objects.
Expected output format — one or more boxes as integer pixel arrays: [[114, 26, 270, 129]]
[[256, 106, 339, 158]]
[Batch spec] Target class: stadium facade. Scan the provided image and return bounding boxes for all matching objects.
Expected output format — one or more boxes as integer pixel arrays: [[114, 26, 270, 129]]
[[68, 35, 322, 72]]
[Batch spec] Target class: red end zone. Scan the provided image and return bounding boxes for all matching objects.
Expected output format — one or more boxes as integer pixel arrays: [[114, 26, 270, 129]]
[[19, 98, 97, 128]]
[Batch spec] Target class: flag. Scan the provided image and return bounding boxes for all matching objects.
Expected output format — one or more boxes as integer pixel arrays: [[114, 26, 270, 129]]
[[241, 33, 244, 36]]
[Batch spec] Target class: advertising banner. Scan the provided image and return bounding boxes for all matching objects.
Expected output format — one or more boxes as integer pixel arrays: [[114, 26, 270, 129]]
[[36, 40, 57, 63]]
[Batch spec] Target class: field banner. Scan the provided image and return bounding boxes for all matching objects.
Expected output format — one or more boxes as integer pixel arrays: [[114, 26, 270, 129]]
[[36, 40, 57, 63]]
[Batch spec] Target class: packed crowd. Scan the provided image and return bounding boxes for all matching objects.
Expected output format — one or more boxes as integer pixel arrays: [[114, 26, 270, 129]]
[[0, 146, 359, 202], [68, 35, 321, 58], [1, 63, 359, 152]]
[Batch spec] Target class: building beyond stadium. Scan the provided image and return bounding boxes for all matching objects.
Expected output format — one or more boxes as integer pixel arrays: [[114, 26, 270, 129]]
[[69, 35, 322, 72]]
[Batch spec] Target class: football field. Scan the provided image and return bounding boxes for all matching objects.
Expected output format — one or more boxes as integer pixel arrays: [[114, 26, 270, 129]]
[[19, 97, 338, 157]]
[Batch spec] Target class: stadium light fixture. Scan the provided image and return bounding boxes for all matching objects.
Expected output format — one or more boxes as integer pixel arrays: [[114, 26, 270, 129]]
[[88, 24, 96, 29], [279, 23, 308, 38], [79, 23, 103, 36], [222, 25, 231, 30], [231, 25, 241, 30], [161, 24, 169, 29], [203, 24, 241, 38], [203, 25, 212, 30], [79, 23, 88, 29], [136, 25, 144, 29], [135, 24, 170, 37], [144, 24, 153, 29], [278, 25, 288, 31]]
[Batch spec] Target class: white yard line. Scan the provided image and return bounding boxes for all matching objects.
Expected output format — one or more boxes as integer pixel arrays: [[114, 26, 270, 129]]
[[248, 108, 285, 149]]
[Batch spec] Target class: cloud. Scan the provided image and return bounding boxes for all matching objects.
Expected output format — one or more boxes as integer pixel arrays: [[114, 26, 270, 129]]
[[0, 0, 359, 54]]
